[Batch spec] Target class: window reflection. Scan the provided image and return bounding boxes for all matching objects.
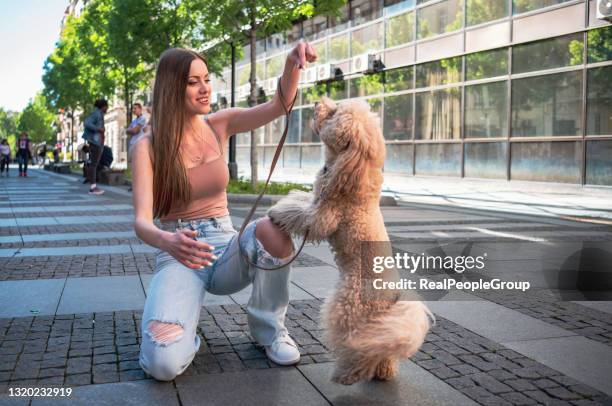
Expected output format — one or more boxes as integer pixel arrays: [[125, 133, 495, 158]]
[[350, 73, 384, 97], [351, 22, 384, 55], [511, 71, 583, 137], [384, 143, 414, 173], [415, 143, 462, 176], [384, 0, 416, 15], [587, 25, 612, 63], [512, 33, 583, 74], [329, 79, 349, 100], [467, 0, 508, 26], [330, 33, 350, 61], [513, 0, 573, 14], [416, 57, 462, 88], [303, 83, 328, 105], [301, 107, 320, 143], [511, 141, 581, 183], [465, 48, 508, 80], [301, 144, 324, 168], [384, 94, 414, 140], [352, 0, 383, 25], [415, 87, 461, 140], [386, 12, 414, 47], [330, 3, 350, 33], [586, 141, 612, 186], [465, 81, 508, 138], [417, 0, 463, 39], [464, 142, 507, 178], [385, 66, 414, 92], [587, 66, 612, 136]]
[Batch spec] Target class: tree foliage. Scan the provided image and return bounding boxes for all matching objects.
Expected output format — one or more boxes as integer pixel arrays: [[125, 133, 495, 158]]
[[17, 93, 57, 144]]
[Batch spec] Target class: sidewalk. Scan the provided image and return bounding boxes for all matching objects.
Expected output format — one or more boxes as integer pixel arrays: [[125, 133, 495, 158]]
[[0, 168, 611, 405], [243, 167, 612, 223]]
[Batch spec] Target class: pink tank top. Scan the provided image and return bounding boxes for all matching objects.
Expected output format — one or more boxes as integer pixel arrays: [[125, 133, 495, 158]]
[[161, 117, 230, 221]]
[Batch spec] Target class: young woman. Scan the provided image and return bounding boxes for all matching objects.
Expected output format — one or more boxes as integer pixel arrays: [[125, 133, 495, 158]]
[[132, 43, 316, 381], [0, 139, 10, 177]]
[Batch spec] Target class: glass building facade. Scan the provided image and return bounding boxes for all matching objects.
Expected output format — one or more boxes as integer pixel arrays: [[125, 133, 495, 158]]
[[211, 0, 612, 186]]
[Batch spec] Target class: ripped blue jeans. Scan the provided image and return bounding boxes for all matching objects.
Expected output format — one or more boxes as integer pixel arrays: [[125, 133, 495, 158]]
[[139, 214, 295, 381]]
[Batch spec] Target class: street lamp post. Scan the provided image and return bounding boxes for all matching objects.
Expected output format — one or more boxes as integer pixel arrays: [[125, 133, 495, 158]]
[[228, 42, 238, 180]]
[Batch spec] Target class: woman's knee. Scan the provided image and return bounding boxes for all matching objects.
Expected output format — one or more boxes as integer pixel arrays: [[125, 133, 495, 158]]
[[141, 320, 190, 381], [254, 216, 294, 259]]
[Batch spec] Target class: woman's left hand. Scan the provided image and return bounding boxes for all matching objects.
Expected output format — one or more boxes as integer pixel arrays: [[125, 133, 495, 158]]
[[289, 41, 317, 69]]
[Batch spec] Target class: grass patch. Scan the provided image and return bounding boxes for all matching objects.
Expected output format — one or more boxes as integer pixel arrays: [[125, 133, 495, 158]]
[[227, 177, 311, 195]]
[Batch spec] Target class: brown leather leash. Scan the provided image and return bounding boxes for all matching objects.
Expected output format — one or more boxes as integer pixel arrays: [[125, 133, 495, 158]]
[[236, 76, 311, 271]]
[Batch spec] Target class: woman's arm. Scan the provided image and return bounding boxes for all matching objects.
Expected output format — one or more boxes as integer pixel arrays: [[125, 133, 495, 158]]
[[212, 42, 317, 138], [131, 139, 166, 248]]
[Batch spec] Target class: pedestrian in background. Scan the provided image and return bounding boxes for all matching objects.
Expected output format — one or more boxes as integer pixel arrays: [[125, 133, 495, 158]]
[[127, 102, 147, 162], [16, 132, 32, 177], [82, 99, 108, 195], [0, 139, 10, 177]]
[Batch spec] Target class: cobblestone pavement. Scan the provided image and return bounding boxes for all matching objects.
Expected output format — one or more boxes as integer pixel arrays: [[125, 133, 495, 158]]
[[1, 169, 611, 405], [0, 300, 610, 405]]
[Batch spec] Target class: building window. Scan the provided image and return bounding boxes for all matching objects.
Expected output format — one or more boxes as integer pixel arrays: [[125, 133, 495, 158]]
[[466, 0, 509, 26], [586, 65, 612, 136], [464, 142, 507, 178], [511, 71, 583, 137], [330, 33, 350, 61], [512, 0, 574, 15], [330, 3, 350, 33], [417, 0, 463, 40], [328, 79, 349, 100], [303, 83, 327, 105], [351, 0, 383, 26], [586, 140, 612, 186], [512, 33, 584, 74], [312, 40, 328, 65], [265, 53, 285, 79], [351, 22, 384, 56], [302, 144, 324, 168], [415, 87, 461, 139], [350, 73, 384, 97], [415, 143, 462, 175], [384, 93, 414, 140], [384, 143, 414, 173], [465, 48, 508, 80], [385, 65, 414, 92], [300, 107, 319, 143], [587, 25, 612, 63], [465, 81, 508, 138], [385, 11, 414, 47], [384, 0, 416, 15], [511, 141, 581, 183], [416, 57, 462, 88]]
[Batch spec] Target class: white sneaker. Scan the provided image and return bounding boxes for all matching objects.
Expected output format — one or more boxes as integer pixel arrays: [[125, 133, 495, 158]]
[[264, 330, 300, 365]]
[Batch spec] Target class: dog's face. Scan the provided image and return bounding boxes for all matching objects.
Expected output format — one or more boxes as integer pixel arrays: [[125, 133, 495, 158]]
[[313, 96, 385, 200]]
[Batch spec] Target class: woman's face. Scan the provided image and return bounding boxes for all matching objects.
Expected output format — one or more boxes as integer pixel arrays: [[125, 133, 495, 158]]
[[185, 58, 211, 115]]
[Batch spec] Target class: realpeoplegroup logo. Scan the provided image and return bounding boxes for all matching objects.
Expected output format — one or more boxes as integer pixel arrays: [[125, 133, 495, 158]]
[[370, 252, 531, 293]]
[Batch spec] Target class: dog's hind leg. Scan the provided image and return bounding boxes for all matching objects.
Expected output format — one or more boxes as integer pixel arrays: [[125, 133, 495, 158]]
[[373, 357, 398, 381]]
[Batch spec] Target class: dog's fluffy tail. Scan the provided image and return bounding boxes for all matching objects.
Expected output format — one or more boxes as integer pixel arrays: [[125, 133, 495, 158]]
[[344, 300, 434, 360]]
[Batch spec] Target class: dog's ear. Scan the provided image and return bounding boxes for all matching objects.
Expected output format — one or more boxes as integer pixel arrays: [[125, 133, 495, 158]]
[[315, 96, 337, 130]]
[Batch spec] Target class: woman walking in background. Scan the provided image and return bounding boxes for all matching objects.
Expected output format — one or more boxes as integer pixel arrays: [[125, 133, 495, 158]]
[[0, 139, 10, 177]]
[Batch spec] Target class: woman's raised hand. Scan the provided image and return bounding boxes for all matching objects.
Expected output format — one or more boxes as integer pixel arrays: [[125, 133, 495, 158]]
[[160, 228, 217, 270], [290, 41, 317, 69]]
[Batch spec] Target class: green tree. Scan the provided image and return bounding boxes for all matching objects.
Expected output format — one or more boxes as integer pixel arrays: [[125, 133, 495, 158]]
[[0, 108, 20, 153], [18, 93, 57, 144], [204, 0, 346, 189]]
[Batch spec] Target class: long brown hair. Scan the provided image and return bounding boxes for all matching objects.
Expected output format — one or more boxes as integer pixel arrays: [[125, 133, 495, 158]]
[[151, 48, 209, 218]]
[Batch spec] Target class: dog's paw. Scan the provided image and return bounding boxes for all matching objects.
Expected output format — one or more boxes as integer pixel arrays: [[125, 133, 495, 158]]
[[331, 373, 361, 386], [373, 358, 398, 381]]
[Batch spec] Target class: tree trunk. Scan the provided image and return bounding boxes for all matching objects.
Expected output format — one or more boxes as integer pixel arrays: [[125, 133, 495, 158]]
[[70, 113, 75, 163], [249, 12, 258, 191]]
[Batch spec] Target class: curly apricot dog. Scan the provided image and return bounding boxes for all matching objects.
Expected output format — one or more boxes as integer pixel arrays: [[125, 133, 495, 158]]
[[267, 96, 433, 385]]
